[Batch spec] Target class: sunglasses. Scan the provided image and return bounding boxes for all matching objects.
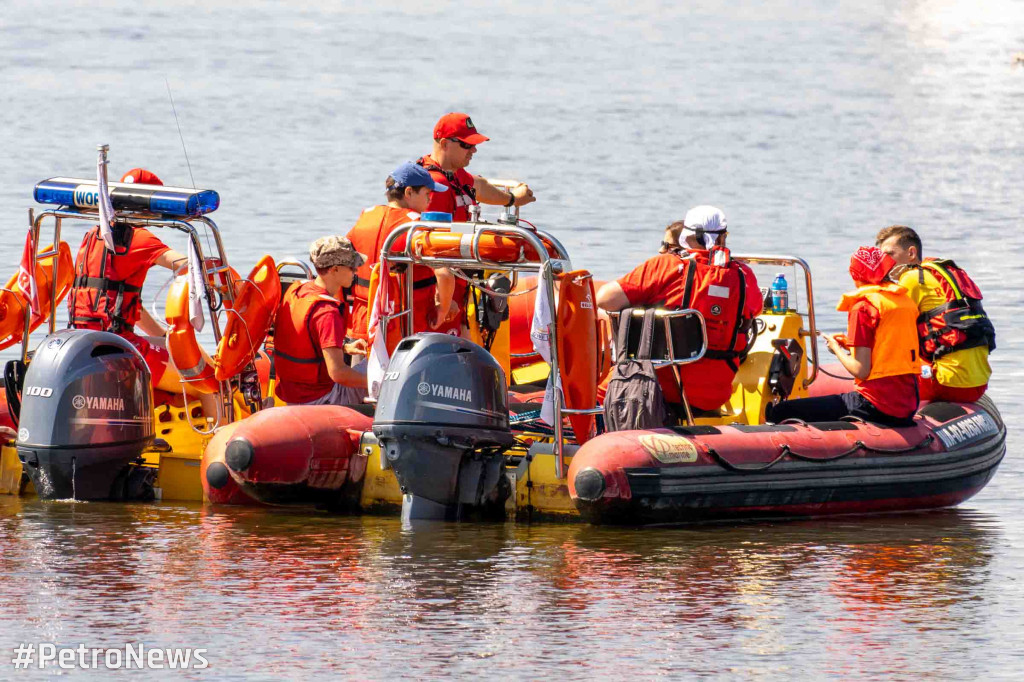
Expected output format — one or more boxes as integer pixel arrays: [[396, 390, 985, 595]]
[[447, 138, 475, 150]]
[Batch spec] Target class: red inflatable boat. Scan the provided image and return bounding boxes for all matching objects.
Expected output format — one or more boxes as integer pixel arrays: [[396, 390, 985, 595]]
[[568, 397, 1005, 525], [203, 405, 372, 510]]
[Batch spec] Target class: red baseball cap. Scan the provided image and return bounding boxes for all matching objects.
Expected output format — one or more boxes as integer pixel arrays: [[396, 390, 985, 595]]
[[121, 168, 163, 186], [433, 113, 489, 145]]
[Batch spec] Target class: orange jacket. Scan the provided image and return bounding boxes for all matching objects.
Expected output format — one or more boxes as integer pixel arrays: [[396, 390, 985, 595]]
[[837, 283, 920, 381], [346, 205, 438, 340], [274, 281, 342, 385]]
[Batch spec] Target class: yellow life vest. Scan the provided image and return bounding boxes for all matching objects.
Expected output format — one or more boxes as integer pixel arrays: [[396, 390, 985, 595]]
[[836, 283, 920, 382]]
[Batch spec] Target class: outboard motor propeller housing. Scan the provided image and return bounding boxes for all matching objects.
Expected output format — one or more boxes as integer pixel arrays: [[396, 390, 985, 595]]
[[16, 330, 155, 500], [372, 333, 514, 520]]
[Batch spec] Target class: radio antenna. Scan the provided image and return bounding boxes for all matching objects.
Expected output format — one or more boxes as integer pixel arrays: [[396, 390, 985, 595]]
[[166, 78, 196, 188]]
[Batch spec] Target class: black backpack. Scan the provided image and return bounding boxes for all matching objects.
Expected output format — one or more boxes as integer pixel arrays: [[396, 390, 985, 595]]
[[604, 309, 669, 432]]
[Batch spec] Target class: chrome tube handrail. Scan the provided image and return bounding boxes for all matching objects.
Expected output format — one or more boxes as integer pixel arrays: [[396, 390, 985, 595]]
[[275, 257, 314, 279], [606, 308, 709, 367], [731, 254, 818, 387]]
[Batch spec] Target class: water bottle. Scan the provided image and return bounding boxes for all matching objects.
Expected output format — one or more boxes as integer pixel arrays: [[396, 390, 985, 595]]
[[771, 274, 789, 314]]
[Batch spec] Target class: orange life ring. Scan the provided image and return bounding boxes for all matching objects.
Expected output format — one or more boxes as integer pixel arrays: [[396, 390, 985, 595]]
[[0, 242, 74, 351], [166, 275, 221, 394], [556, 270, 598, 444], [215, 256, 281, 381], [410, 229, 561, 264]]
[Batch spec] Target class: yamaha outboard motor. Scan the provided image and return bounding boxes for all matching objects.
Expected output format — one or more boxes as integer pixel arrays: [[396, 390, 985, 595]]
[[373, 333, 514, 521], [16, 329, 155, 500]]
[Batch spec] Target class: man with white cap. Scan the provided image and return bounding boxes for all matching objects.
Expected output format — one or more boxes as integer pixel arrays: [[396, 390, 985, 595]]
[[596, 206, 762, 415], [273, 236, 369, 406]]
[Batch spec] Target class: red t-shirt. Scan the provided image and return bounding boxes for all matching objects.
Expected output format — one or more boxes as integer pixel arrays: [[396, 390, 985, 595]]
[[613, 252, 762, 411], [108, 226, 171, 276], [275, 285, 349, 404], [420, 154, 476, 222], [77, 226, 170, 329], [846, 300, 919, 418]]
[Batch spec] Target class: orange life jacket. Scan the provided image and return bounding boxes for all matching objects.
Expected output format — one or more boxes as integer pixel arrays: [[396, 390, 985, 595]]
[[347, 205, 438, 339], [273, 281, 342, 385], [913, 259, 995, 361], [676, 248, 753, 371], [837, 283, 920, 381], [67, 225, 144, 334], [416, 155, 477, 221]]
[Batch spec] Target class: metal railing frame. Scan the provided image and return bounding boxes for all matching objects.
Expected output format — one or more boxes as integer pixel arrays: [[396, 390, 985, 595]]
[[378, 218, 578, 476], [25, 206, 234, 433]]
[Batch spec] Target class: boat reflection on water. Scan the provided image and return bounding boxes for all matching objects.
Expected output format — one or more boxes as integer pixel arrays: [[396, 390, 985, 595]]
[[0, 498, 1003, 677], [537, 509, 998, 675]]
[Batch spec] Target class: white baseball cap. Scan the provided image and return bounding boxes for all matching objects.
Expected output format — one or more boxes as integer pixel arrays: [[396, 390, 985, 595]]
[[683, 205, 727, 250]]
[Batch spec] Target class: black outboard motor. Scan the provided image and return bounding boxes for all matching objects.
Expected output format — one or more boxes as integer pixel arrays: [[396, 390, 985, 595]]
[[373, 333, 514, 521], [16, 329, 155, 500]]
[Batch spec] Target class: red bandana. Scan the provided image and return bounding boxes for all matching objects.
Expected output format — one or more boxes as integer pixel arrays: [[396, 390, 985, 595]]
[[849, 246, 895, 284]]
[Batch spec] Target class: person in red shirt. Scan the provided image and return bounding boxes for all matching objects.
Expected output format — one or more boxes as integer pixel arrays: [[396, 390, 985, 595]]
[[67, 168, 217, 417], [417, 113, 537, 335], [346, 162, 456, 340], [596, 206, 763, 415], [273, 236, 369, 406], [417, 112, 536, 222], [766, 247, 920, 427]]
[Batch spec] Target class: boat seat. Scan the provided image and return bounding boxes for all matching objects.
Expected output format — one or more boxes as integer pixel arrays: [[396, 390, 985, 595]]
[[608, 308, 707, 366], [917, 401, 968, 423]]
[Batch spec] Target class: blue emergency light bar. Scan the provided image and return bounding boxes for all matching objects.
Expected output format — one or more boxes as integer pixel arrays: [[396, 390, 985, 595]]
[[33, 177, 220, 218]]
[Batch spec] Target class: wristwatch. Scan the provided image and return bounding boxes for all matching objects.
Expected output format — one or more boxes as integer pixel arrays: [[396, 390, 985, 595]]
[[505, 191, 516, 207]]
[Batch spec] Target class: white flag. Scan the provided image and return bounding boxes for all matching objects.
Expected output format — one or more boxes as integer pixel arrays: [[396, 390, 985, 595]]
[[366, 262, 393, 399], [530, 270, 561, 425], [96, 149, 117, 252], [186, 239, 206, 333]]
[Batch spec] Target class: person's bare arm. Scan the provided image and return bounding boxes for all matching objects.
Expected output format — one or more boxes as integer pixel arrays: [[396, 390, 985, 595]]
[[322, 347, 367, 387], [136, 308, 167, 337], [825, 333, 872, 379], [154, 249, 187, 272], [473, 178, 536, 207], [596, 281, 630, 312]]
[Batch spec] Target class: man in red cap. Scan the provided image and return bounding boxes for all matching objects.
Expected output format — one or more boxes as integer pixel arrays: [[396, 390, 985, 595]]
[[67, 168, 218, 417], [416, 113, 537, 335], [417, 113, 536, 221], [766, 246, 921, 426]]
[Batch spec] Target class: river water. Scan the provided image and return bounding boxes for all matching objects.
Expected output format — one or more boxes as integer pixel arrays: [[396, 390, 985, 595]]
[[1, 0, 1023, 678]]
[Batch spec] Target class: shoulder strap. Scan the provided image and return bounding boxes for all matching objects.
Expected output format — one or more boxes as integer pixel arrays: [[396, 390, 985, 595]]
[[638, 308, 658, 361], [680, 256, 698, 309], [726, 267, 747, 350], [921, 261, 967, 300], [615, 309, 633, 363]]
